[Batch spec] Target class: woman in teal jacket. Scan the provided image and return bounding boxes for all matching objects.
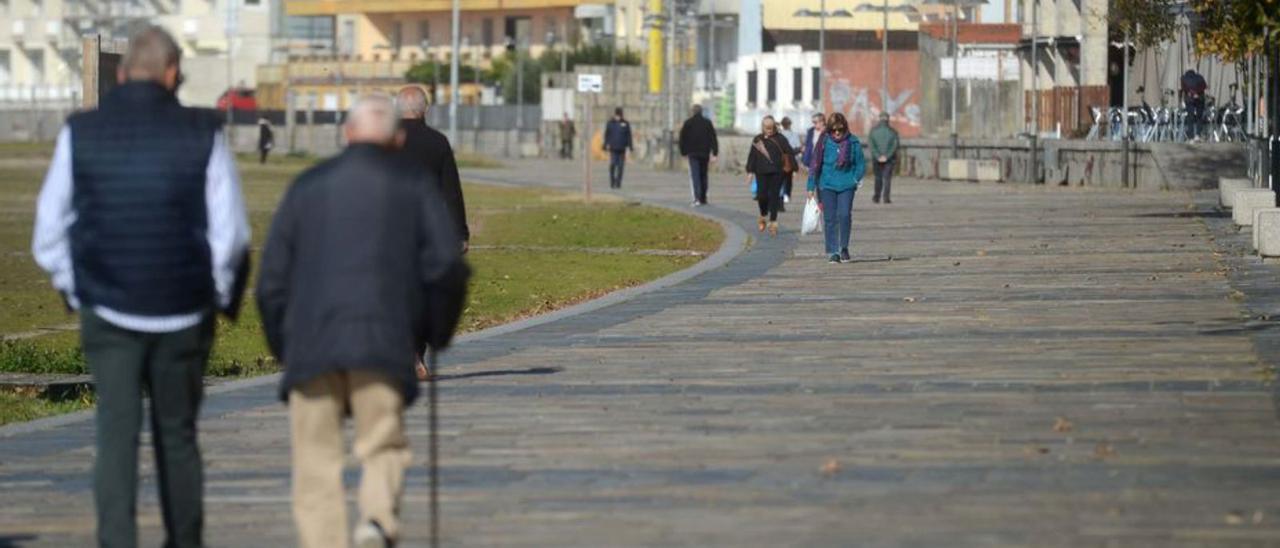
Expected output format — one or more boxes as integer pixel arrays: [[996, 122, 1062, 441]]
[[806, 112, 865, 263]]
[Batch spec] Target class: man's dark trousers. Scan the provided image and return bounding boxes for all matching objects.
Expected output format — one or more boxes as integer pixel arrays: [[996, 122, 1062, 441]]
[[688, 156, 710, 204], [609, 150, 626, 188], [83, 310, 214, 548], [874, 157, 896, 202]]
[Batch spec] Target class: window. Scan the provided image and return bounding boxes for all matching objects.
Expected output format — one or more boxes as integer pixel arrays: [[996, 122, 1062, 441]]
[[0, 0, 9, 16], [27, 49, 44, 84], [545, 17, 556, 43], [766, 68, 776, 103], [746, 69, 757, 104], [0, 51, 10, 84], [793, 67, 802, 103], [245, 0, 259, 7], [418, 20, 429, 43], [341, 19, 355, 55], [482, 18, 494, 46], [390, 21, 402, 52], [812, 67, 821, 102]]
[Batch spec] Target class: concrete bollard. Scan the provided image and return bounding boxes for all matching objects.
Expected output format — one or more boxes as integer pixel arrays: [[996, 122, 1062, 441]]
[[1256, 209, 1280, 261], [1253, 208, 1280, 250], [1233, 189, 1275, 227], [1219, 177, 1253, 208]]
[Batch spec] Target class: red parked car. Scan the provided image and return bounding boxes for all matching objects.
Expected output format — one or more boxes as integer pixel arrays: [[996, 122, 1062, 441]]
[[216, 88, 258, 111]]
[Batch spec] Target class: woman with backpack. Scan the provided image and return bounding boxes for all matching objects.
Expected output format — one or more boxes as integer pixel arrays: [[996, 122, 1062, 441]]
[[745, 116, 796, 237], [806, 112, 865, 263]]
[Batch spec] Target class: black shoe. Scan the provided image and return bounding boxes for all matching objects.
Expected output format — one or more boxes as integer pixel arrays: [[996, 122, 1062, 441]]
[[873, 195, 880, 203], [885, 198, 892, 204], [828, 254, 842, 264], [840, 249, 852, 262]]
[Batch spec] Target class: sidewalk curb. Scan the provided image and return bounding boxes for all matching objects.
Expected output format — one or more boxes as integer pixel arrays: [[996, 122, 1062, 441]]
[[0, 175, 749, 438]]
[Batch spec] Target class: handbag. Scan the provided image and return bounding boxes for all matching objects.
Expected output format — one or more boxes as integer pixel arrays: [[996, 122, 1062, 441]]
[[750, 176, 758, 199]]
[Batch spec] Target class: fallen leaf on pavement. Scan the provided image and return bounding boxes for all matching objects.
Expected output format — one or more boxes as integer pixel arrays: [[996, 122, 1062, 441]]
[[1053, 417, 1074, 433], [820, 458, 841, 476], [1225, 511, 1246, 526], [1093, 442, 1115, 459]]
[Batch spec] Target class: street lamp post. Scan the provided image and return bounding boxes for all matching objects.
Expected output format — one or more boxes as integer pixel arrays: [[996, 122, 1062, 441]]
[[922, 0, 986, 155], [449, 0, 461, 143], [793, 8, 853, 107], [854, 2, 919, 118]]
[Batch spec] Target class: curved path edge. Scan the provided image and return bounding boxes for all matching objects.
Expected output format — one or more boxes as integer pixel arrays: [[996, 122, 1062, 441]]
[[0, 177, 750, 439]]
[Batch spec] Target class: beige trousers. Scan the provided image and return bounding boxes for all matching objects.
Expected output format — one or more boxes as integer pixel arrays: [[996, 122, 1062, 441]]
[[289, 370, 412, 548]]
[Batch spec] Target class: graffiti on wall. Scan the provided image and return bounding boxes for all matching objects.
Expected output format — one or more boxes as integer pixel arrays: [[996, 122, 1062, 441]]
[[822, 50, 924, 138], [827, 80, 921, 134]]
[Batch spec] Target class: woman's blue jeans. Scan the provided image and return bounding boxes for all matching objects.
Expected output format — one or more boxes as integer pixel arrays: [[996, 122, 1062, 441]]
[[819, 187, 855, 255]]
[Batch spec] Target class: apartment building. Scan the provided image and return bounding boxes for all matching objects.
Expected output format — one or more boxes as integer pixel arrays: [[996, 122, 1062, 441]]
[[0, 0, 274, 108], [1018, 0, 1108, 134]]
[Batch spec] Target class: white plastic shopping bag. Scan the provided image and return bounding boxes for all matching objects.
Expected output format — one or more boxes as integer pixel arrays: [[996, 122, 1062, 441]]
[[801, 197, 823, 235]]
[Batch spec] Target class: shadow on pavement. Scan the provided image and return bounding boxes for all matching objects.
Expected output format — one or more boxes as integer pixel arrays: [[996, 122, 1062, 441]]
[[0, 534, 37, 547], [433, 367, 565, 382], [1133, 210, 1231, 219]]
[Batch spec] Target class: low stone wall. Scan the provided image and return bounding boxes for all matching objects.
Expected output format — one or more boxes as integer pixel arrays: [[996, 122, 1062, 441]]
[[897, 138, 1245, 190], [230, 125, 542, 159]]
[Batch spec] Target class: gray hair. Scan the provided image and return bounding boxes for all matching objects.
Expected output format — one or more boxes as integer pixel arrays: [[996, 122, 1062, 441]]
[[396, 86, 428, 118], [345, 93, 400, 144], [122, 25, 181, 81]]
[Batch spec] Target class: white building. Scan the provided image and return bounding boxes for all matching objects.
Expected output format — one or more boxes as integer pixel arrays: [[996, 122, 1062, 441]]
[[0, 0, 275, 109], [733, 44, 820, 133]]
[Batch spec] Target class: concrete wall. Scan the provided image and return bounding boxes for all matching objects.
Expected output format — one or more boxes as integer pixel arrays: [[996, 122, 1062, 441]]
[[0, 108, 70, 142], [897, 138, 1246, 190], [707, 133, 1243, 192]]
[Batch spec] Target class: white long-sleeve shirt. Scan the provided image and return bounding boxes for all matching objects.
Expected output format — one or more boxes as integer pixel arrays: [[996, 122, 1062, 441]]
[[31, 126, 251, 333]]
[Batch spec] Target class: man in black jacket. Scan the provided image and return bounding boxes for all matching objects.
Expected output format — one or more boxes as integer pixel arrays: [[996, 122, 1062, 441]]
[[32, 26, 252, 548], [395, 86, 470, 249], [603, 107, 633, 189], [678, 104, 718, 206], [256, 93, 470, 548]]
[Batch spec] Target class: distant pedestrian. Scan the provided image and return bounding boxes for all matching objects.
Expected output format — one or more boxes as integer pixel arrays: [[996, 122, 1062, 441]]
[[806, 112, 865, 263], [745, 115, 795, 237], [678, 104, 718, 206], [559, 113, 576, 159], [257, 93, 471, 548], [396, 86, 471, 381], [258, 117, 274, 164], [802, 112, 826, 171], [32, 25, 252, 548], [779, 116, 803, 207], [603, 107, 633, 189], [868, 111, 899, 204]]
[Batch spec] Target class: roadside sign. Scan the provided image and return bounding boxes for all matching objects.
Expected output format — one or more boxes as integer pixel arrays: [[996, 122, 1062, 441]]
[[577, 74, 603, 93]]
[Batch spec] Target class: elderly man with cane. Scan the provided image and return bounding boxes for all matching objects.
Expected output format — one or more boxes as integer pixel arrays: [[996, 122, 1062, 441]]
[[256, 93, 470, 548], [32, 25, 252, 547]]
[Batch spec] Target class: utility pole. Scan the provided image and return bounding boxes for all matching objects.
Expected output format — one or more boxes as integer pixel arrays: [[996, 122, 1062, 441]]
[[1121, 25, 1131, 188], [819, 0, 826, 99], [708, 0, 716, 90], [448, 0, 461, 143], [1029, 0, 1039, 184], [881, 0, 888, 116], [666, 0, 677, 170], [950, 0, 959, 155]]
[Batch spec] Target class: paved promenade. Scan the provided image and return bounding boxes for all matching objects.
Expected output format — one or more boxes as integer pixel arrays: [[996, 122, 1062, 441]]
[[3, 159, 1280, 546]]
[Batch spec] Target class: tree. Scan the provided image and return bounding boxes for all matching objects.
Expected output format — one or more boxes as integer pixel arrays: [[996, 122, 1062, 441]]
[[1108, 0, 1180, 48], [1190, 0, 1279, 61]]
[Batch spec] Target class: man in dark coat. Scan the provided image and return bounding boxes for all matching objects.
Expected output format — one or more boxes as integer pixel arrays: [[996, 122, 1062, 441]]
[[256, 93, 470, 548], [678, 104, 718, 206], [32, 26, 252, 548], [257, 117, 274, 164], [603, 107, 633, 189], [395, 86, 470, 250]]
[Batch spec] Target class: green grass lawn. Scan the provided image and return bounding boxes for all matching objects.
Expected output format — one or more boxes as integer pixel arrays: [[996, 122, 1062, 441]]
[[0, 143, 721, 425]]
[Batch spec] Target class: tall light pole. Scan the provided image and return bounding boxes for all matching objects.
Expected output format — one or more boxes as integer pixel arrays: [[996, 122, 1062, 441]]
[[793, 8, 853, 106], [855, 2, 919, 117], [448, 0, 461, 143], [1030, 0, 1039, 183]]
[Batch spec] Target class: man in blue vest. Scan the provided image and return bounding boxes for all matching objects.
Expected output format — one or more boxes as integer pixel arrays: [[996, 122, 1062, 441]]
[[32, 26, 251, 548]]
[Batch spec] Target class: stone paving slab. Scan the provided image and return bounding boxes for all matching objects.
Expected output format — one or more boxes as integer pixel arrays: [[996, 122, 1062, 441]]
[[2, 160, 1280, 546]]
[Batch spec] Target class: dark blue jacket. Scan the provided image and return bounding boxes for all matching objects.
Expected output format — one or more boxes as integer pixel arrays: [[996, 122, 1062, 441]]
[[802, 126, 820, 168], [257, 144, 471, 404], [66, 82, 221, 316], [603, 118, 633, 152]]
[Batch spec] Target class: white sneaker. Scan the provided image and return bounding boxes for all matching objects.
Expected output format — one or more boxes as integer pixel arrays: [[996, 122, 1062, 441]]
[[783, 194, 791, 203], [354, 521, 390, 548]]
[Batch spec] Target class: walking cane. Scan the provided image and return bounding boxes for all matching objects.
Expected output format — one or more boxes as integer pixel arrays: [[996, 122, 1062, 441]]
[[427, 349, 440, 548]]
